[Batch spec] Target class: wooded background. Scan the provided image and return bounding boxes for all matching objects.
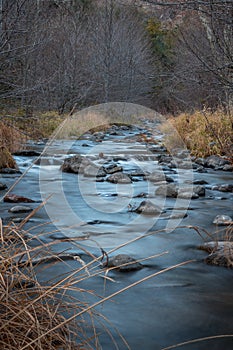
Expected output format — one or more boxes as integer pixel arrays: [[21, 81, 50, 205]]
[[0, 0, 232, 115]]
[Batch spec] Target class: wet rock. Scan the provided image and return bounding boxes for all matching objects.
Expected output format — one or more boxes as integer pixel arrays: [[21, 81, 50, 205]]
[[213, 215, 233, 225], [61, 155, 93, 174], [178, 192, 199, 199], [96, 177, 105, 182], [11, 217, 24, 223], [146, 171, 166, 183], [195, 158, 206, 167], [223, 164, 233, 172], [155, 184, 178, 198], [4, 194, 35, 203], [83, 164, 106, 178], [205, 155, 230, 170], [104, 254, 143, 272], [50, 232, 68, 240], [0, 182, 7, 190], [91, 131, 105, 142], [0, 168, 21, 174], [130, 170, 146, 177], [13, 150, 40, 157], [147, 145, 167, 153], [193, 179, 208, 185], [174, 160, 193, 170], [112, 156, 128, 162], [158, 154, 172, 164], [133, 192, 148, 198], [156, 184, 205, 199], [179, 185, 206, 198], [106, 172, 132, 184], [174, 150, 190, 159], [134, 200, 162, 215], [9, 206, 33, 213], [104, 164, 123, 174], [199, 241, 233, 268], [211, 184, 233, 193], [169, 212, 188, 219]]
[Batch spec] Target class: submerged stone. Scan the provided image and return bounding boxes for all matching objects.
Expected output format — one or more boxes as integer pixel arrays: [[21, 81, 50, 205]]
[[9, 205, 33, 213], [104, 254, 143, 272], [213, 215, 232, 225], [0, 183, 7, 190]]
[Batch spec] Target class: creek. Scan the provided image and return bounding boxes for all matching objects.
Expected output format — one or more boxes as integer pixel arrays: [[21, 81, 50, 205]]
[[0, 120, 233, 350]]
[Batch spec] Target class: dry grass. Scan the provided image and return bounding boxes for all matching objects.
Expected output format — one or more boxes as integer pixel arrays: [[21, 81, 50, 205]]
[[0, 121, 26, 153], [0, 146, 18, 170], [55, 111, 110, 139], [0, 213, 195, 350], [167, 109, 233, 159], [0, 218, 109, 350]]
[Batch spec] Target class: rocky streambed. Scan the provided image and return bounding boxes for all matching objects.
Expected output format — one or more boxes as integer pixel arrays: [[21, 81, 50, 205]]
[[0, 118, 233, 350]]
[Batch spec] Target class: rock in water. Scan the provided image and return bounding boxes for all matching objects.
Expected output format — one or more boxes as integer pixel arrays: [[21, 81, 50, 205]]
[[213, 215, 233, 225], [83, 164, 104, 177], [146, 171, 166, 183], [155, 184, 178, 198], [205, 155, 230, 170], [107, 172, 132, 184], [104, 254, 143, 272], [13, 150, 41, 157], [135, 200, 162, 215], [178, 185, 205, 198], [0, 183, 7, 190], [9, 206, 33, 213], [199, 241, 233, 268], [4, 194, 35, 203], [211, 184, 233, 193], [61, 154, 92, 174]]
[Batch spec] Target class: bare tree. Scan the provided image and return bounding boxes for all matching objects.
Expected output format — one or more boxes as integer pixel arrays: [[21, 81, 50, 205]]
[[136, 0, 233, 110], [87, 0, 153, 105]]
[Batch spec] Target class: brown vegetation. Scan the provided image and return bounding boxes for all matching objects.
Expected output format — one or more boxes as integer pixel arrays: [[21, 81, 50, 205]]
[[168, 109, 233, 159]]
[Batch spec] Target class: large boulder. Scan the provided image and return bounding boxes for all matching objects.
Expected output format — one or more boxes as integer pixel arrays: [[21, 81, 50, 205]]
[[61, 155, 92, 174], [155, 183, 178, 198]]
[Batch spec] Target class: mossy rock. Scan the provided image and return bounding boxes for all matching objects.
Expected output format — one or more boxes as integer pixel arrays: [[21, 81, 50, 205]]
[[0, 146, 18, 170]]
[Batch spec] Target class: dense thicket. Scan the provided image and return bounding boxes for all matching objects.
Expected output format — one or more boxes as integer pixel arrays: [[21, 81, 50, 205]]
[[0, 0, 232, 114]]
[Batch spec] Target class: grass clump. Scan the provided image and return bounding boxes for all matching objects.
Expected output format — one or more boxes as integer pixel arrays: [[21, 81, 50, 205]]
[[0, 146, 18, 170], [0, 220, 101, 350], [168, 109, 233, 159]]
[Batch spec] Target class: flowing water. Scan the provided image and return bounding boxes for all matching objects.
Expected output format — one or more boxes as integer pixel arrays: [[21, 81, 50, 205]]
[[1, 121, 233, 350]]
